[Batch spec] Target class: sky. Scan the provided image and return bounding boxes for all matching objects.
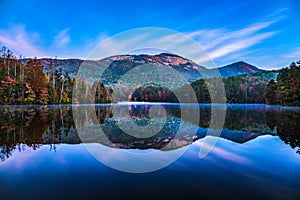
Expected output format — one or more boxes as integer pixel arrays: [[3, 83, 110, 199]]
[[0, 0, 299, 69]]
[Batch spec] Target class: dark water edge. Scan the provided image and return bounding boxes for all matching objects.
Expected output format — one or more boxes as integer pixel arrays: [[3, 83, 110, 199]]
[[0, 103, 300, 200]]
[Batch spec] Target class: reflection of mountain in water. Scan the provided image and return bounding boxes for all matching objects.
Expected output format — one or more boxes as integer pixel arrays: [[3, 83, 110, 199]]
[[1, 104, 299, 161], [79, 117, 260, 150]]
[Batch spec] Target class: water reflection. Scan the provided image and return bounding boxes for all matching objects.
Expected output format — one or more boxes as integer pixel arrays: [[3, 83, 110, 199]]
[[0, 104, 300, 161], [266, 107, 300, 154]]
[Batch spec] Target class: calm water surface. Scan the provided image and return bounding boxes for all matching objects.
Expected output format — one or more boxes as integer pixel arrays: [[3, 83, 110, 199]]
[[0, 104, 299, 200]]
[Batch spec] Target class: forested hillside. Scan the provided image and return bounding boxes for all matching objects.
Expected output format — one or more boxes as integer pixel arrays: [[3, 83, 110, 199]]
[[265, 61, 300, 106], [0, 47, 112, 104]]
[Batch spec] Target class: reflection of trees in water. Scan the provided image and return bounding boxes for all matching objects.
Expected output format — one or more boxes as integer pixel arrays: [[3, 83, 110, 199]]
[[224, 106, 271, 134], [74, 105, 113, 128], [266, 109, 300, 154], [0, 105, 115, 161], [194, 105, 273, 135], [0, 106, 76, 161], [2, 105, 300, 161], [127, 105, 180, 119], [95, 106, 113, 124]]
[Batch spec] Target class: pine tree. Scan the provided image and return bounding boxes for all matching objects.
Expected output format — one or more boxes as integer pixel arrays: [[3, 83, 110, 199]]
[[265, 79, 278, 104]]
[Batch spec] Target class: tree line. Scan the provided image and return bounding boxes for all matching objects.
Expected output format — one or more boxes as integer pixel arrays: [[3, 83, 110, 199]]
[[265, 61, 300, 106], [131, 75, 268, 104], [131, 61, 299, 106], [0, 46, 112, 104]]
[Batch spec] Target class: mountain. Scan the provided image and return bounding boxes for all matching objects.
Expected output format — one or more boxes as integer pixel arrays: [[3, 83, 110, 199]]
[[21, 54, 267, 87], [21, 58, 83, 77], [99, 53, 207, 87], [217, 61, 264, 78]]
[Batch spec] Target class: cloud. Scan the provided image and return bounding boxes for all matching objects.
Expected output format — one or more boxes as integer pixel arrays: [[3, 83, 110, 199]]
[[285, 47, 300, 59], [0, 25, 45, 57], [195, 139, 252, 165], [60, 33, 109, 59], [0, 25, 94, 59], [87, 28, 217, 68], [190, 21, 276, 51], [242, 47, 300, 70], [208, 31, 276, 59], [188, 20, 278, 64], [53, 28, 71, 48]]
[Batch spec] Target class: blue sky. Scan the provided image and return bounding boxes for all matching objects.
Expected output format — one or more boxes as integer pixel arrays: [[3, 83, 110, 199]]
[[0, 0, 299, 69]]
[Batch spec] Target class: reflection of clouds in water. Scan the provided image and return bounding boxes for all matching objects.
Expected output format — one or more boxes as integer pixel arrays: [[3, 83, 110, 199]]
[[190, 135, 300, 180], [194, 137, 253, 166], [0, 144, 77, 171], [86, 143, 187, 173], [0, 145, 38, 171], [85, 143, 128, 163]]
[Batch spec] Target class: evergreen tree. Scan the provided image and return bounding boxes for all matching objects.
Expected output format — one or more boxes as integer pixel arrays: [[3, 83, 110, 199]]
[[266, 61, 300, 106], [265, 79, 278, 104]]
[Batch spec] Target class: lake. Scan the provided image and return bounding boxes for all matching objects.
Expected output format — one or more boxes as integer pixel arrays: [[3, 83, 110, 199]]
[[0, 104, 300, 200]]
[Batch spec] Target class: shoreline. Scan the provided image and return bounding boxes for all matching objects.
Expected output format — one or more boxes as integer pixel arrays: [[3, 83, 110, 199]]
[[0, 103, 300, 108]]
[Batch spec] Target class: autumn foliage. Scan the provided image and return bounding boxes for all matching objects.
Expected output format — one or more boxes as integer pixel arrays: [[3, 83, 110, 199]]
[[265, 61, 300, 106], [0, 46, 112, 105]]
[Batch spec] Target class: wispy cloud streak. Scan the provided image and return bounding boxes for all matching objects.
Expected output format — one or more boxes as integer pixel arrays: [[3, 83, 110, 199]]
[[188, 20, 278, 64], [53, 28, 71, 48], [0, 25, 45, 57]]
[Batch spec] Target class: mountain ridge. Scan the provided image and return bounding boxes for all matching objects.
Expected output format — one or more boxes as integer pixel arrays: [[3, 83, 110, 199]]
[[21, 54, 267, 87]]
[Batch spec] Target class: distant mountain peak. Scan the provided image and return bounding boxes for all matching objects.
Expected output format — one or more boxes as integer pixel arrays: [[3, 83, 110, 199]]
[[218, 61, 263, 77], [157, 53, 184, 57], [223, 61, 260, 70], [234, 61, 248, 64]]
